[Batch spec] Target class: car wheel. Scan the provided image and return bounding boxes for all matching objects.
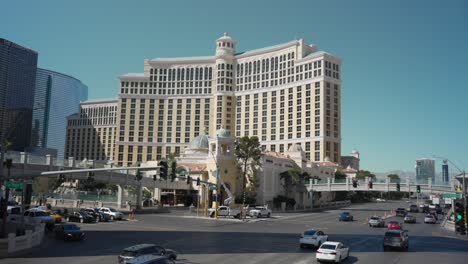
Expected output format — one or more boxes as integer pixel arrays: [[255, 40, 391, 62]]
[[257, 213, 261, 218], [80, 218, 84, 223], [317, 241, 321, 248], [267, 213, 271, 218], [235, 213, 240, 219], [300, 243, 305, 249], [110, 215, 115, 221], [66, 217, 70, 222], [96, 216, 100, 223]]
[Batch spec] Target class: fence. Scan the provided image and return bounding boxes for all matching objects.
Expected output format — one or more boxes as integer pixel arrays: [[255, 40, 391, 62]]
[[0, 223, 45, 256]]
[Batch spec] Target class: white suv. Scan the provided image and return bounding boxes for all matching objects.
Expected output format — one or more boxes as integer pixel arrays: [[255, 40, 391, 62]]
[[249, 206, 272, 218], [98, 207, 124, 220]]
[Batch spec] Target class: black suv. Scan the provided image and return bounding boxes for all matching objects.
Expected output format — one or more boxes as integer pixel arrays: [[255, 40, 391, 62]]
[[409, 205, 418, 213], [396, 208, 406, 217], [118, 244, 177, 264], [383, 230, 409, 251]]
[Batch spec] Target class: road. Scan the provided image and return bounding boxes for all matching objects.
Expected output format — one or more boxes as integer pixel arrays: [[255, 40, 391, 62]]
[[2, 201, 468, 264]]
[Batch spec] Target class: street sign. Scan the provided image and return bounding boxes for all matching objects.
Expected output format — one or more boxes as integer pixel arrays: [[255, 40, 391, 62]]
[[442, 193, 461, 199], [6, 182, 24, 189]]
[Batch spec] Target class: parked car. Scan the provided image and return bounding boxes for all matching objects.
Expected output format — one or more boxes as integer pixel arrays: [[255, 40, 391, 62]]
[[383, 230, 409, 251], [403, 214, 416, 224], [375, 198, 386, 202], [81, 208, 110, 222], [65, 211, 95, 223], [396, 208, 406, 217], [299, 229, 328, 248], [248, 206, 272, 218], [420, 205, 430, 214], [208, 206, 241, 218], [368, 216, 385, 227], [387, 221, 403, 230], [408, 204, 419, 213], [118, 244, 177, 264], [98, 207, 124, 221], [424, 214, 437, 224], [23, 209, 55, 229], [125, 255, 175, 264], [435, 205, 443, 215], [54, 223, 85, 241], [316, 241, 350, 263]]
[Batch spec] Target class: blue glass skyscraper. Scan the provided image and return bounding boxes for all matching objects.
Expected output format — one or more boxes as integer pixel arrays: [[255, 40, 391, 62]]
[[32, 68, 88, 160]]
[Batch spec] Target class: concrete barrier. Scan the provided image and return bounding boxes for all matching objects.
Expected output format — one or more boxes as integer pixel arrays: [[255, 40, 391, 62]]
[[0, 223, 45, 257]]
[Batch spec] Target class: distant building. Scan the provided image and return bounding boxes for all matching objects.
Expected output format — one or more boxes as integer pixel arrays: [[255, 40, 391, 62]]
[[442, 160, 449, 183], [31, 68, 88, 160], [0, 38, 38, 151], [415, 158, 435, 184], [65, 99, 117, 163], [341, 149, 360, 170]]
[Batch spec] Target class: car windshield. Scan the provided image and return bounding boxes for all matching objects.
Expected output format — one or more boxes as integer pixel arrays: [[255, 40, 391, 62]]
[[426, 215, 433, 218], [342, 212, 349, 215], [35, 211, 47, 217], [109, 208, 117, 212], [320, 244, 337, 250], [255, 207, 265, 210], [405, 215, 412, 218], [389, 221, 398, 224], [64, 224, 80, 231], [370, 217, 380, 220], [79, 212, 90, 217], [121, 250, 138, 257], [385, 232, 402, 237], [304, 230, 317, 236]]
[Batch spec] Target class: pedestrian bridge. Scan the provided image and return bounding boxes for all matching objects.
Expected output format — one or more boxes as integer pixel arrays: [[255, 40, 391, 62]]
[[306, 177, 456, 195]]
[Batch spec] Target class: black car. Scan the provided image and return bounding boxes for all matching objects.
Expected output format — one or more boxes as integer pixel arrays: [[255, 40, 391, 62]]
[[383, 230, 409, 251], [81, 208, 110, 222], [396, 208, 406, 217], [54, 223, 85, 241], [65, 211, 95, 223], [118, 244, 177, 264], [435, 205, 443, 215], [409, 205, 418, 213]]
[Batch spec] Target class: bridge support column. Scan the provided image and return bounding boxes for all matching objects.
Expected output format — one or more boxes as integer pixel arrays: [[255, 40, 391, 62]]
[[385, 177, 389, 192], [365, 177, 369, 191], [117, 184, 123, 209], [346, 177, 350, 191], [327, 177, 331, 191], [136, 182, 143, 210]]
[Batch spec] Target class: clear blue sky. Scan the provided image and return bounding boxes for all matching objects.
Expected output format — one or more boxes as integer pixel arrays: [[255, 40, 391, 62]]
[[3, 0, 467, 174]]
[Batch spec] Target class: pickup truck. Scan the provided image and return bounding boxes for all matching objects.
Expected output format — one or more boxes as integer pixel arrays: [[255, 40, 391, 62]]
[[208, 206, 241, 218], [249, 206, 272, 218]]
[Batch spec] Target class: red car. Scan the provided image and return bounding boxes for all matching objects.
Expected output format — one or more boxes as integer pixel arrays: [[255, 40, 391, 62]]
[[387, 221, 403, 230]]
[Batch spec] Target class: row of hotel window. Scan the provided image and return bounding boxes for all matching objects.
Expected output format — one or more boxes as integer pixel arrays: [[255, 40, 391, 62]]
[[68, 117, 117, 127]]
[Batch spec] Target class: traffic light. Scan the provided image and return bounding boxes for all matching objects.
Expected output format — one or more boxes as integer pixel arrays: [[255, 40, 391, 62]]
[[416, 185, 421, 193], [135, 169, 142, 181], [396, 183, 401, 192], [170, 160, 177, 182], [454, 202, 466, 234], [159, 160, 168, 180], [186, 176, 191, 184], [196, 177, 201, 186], [352, 179, 357, 188], [368, 181, 373, 189]]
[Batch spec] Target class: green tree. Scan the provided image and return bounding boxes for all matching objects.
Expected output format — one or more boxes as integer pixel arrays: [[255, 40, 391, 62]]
[[355, 170, 376, 180], [279, 169, 304, 197], [335, 170, 347, 180], [235, 136, 262, 195], [387, 174, 400, 183]]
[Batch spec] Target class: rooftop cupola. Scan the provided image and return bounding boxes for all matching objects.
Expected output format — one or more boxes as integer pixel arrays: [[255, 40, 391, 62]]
[[215, 32, 236, 57]]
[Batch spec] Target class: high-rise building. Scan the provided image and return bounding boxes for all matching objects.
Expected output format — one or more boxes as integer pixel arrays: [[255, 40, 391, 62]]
[[65, 100, 117, 162], [31, 68, 88, 159], [0, 38, 38, 152], [415, 158, 435, 184], [442, 160, 449, 183], [341, 149, 360, 170], [116, 33, 342, 166]]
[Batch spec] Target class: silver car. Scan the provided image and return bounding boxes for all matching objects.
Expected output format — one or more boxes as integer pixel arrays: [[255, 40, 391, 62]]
[[368, 216, 385, 227]]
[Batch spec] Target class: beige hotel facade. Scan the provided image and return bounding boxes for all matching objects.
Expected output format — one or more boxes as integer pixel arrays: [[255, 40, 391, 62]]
[[114, 33, 342, 167]]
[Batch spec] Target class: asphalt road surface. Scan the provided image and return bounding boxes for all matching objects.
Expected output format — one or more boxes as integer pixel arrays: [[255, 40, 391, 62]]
[[2, 201, 468, 264]]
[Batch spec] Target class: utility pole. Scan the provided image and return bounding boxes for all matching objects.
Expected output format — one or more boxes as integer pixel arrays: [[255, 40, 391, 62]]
[[463, 170, 467, 236]]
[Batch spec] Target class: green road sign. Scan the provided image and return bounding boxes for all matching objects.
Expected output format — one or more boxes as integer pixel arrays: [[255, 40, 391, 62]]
[[6, 181, 24, 189], [442, 193, 461, 199]]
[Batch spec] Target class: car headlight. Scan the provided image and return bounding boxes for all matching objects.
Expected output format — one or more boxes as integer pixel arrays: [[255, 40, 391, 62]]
[[67, 233, 73, 236]]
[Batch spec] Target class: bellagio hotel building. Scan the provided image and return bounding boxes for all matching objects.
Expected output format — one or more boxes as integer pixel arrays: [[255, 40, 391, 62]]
[[115, 33, 341, 167]]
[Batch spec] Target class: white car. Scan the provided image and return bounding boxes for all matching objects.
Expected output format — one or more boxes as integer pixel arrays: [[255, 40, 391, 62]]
[[299, 229, 328, 248], [316, 241, 349, 263], [375, 198, 386, 202], [98, 207, 124, 220], [23, 209, 55, 227], [249, 206, 272, 218]]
